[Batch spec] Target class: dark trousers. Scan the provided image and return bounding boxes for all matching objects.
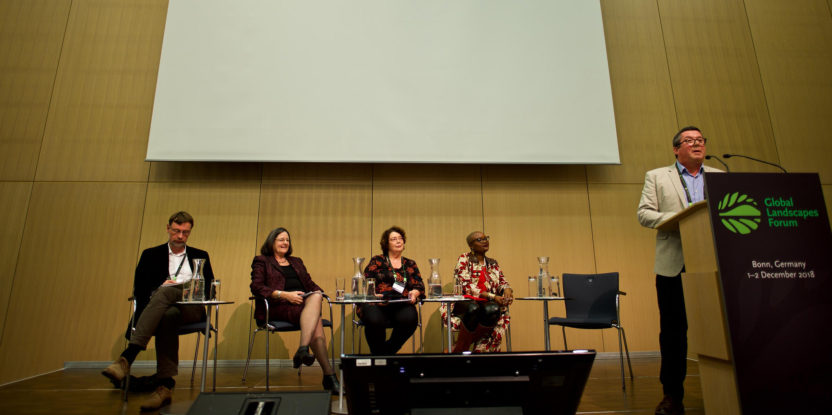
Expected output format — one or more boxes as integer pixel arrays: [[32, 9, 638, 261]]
[[361, 303, 418, 355], [656, 274, 688, 401], [130, 285, 205, 378]]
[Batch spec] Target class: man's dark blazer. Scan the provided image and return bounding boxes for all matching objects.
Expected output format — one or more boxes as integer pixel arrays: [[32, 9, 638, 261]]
[[129, 243, 214, 336]]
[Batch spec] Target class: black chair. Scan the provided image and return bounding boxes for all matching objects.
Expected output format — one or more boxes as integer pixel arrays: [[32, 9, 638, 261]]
[[241, 295, 335, 391], [123, 297, 216, 401], [547, 272, 633, 390]]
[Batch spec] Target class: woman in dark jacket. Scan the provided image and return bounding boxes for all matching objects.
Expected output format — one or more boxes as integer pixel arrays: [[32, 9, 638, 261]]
[[250, 227, 339, 394]]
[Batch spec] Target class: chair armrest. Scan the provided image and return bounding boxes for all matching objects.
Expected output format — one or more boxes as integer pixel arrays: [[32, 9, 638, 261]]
[[617, 291, 627, 296]]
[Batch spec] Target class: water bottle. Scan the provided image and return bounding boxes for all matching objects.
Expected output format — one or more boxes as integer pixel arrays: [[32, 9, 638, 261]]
[[190, 258, 206, 302], [351, 257, 366, 299], [537, 256, 550, 297], [428, 258, 442, 297]]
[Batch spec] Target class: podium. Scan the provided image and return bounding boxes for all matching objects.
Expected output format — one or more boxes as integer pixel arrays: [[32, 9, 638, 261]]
[[657, 173, 832, 414]]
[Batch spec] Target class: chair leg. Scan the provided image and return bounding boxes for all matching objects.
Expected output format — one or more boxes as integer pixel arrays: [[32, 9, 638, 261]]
[[617, 326, 625, 390], [620, 326, 634, 379], [561, 326, 568, 350], [212, 327, 218, 391], [506, 324, 512, 352], [615, 325, 634, 390], [265, 327, 270, 392], [191, 333, 201, 386], [242, 328, 259, 382]]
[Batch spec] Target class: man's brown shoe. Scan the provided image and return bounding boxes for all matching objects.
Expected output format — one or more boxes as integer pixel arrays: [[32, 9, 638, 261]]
[[140, 385, 172, 412], [655, 395, 684, 415], [101, 357, 129, 388]]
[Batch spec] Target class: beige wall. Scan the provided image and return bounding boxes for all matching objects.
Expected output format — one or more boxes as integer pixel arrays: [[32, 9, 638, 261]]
[[1, 0, 831, 384]]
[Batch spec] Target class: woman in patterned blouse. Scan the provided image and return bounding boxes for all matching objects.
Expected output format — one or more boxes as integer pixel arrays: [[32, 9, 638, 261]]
[[360, 226, 425, 354], [441, 231, 513, 352]]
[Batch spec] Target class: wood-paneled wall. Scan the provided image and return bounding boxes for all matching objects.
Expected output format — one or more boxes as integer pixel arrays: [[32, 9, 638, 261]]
[[1, 0, 830, 384]]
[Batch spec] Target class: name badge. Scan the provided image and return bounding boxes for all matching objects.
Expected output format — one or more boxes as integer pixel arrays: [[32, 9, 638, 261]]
[[393, 281, 405, 294]]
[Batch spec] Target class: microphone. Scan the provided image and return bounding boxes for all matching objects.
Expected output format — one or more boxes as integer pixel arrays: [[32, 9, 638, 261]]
[[722, 154, 787, 173], [705, 155, 730, 172]]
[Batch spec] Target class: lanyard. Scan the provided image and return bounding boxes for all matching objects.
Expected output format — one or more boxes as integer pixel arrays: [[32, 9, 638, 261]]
[[172, 252, 187, 279], [386, 256, 408, 282], [675, 164, 700, 206]]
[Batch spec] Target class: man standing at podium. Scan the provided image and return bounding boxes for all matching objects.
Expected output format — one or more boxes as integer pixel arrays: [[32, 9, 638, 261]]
[[638, 126, 721, 415]]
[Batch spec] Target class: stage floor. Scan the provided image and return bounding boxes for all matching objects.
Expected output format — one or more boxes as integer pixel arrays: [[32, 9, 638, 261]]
[[0, 356, 703, 414]]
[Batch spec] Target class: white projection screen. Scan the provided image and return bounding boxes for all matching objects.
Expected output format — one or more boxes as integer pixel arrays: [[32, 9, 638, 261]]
[[147, 0, 620, 164]]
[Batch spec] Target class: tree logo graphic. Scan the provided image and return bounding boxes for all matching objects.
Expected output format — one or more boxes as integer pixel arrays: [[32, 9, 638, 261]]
[[717, 192, 762, 235]]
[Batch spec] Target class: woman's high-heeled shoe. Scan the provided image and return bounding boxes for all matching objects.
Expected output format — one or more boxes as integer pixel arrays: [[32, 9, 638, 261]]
[[293, 346, 315, 368], [322, 374, 341, 395]]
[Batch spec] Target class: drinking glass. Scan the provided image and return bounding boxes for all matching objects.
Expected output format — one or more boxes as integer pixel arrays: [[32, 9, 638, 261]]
[[211, 279, 221, 301], [366, 279, 376, 300], [549, 275, 560, 297], [453, 281, 464, 296], [528, 276, 538, 297], [335, 278, 345, 301]]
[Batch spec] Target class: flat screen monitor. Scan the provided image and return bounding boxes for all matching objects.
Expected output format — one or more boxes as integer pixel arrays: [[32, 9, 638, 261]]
[[341, 351, 595, 415]]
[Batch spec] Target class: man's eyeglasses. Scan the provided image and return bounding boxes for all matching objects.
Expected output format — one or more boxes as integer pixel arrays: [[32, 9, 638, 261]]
[[680, 137, 707, 146], [473, 236, 490, 243]]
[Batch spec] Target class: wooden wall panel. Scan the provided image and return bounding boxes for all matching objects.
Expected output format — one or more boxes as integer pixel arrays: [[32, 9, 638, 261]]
[[481, 165, 599, 352], [149, 162, 262, 183], [0, 182, 33, 345], [258, 163, 373, 356], [588, 183, 661, 352], [0, 182, 146, 384], [136, 181, 261, 362], [658, 0, 780, 173], [0, 0, 70, 181], [589, 0, 679, 184], [34, 0, 168, 182], [745, 0, 832, 182], [371, 164, 484, 353]]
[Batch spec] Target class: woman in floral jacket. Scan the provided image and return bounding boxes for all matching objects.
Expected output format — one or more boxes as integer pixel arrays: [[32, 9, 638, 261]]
[[441, 231, 513, 352], [360, 226, 425, 354]]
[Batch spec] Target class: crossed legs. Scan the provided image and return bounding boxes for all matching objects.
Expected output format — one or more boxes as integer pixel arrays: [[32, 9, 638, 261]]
[[297, 292, 333, 374]]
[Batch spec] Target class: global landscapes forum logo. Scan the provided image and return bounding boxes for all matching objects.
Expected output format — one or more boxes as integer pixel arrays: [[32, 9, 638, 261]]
[[716, 192, 821, 235]]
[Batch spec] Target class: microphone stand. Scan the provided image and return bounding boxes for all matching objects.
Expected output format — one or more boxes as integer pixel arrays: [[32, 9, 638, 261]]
[[705, 155, 730, 172], [722, 154, 787, 173]]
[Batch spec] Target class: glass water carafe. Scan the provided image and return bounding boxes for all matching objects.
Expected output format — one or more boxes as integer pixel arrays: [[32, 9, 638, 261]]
[[537, 256, 550, 297], [350, 257, 366, 299], [189, 258, 206, 302], [428, 258, 442, 297]]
